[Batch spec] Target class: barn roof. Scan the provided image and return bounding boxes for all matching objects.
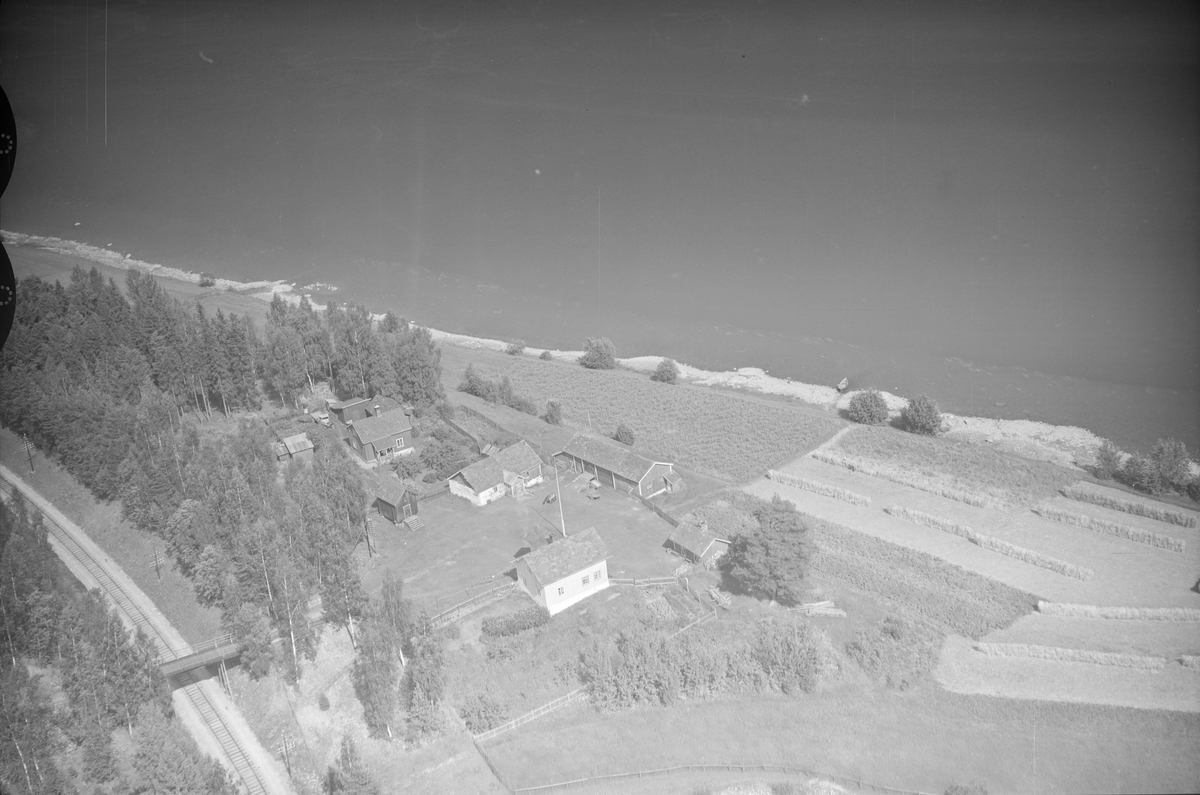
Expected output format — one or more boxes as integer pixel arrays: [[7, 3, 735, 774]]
[[452, 440, 543, 492], [282, 433, 313, 455], [558, 433, 670, 483], [351, 411, 413, 444], [668, 522, 723, 559], [371, 474, 411, 507], [522, 527, 608, 586]]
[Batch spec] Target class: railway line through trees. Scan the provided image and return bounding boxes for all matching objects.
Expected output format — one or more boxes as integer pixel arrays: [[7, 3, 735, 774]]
[[0, 467, 282, 795]]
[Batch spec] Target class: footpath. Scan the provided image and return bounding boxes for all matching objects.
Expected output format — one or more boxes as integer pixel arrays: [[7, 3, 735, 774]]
[[0, 464, 293, 795]]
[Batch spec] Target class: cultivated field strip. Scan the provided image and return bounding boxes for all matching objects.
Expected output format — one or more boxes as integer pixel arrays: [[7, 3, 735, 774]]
[[0, 475, 270, 795]]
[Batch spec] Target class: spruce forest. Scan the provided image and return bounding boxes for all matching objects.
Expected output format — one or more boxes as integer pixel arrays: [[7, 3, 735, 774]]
[[0, 267, 450, 788]]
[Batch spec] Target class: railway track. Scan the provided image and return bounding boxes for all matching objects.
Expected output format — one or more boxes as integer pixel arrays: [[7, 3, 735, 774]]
[[0, 474, 270, 795]]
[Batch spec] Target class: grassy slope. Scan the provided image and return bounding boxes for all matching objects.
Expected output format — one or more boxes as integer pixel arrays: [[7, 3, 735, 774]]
[[440, 346, 845, 483], [832, 424, 1080, 506]]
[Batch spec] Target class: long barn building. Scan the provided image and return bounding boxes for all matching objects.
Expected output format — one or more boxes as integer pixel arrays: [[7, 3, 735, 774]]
[[555, 433, 682, 499]]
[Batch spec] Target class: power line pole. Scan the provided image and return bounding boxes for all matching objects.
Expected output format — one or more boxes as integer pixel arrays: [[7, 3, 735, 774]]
[[21, 435, 34, 474]]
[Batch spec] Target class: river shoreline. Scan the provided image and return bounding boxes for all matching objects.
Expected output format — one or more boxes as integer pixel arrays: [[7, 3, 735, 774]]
[[2, 230, 1191, 471]]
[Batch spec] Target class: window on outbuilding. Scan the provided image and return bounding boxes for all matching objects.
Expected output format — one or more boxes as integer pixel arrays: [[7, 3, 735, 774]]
[[595, 569, 602, 580], [582, 575, 590, 585], [557, 587, 564, 596]]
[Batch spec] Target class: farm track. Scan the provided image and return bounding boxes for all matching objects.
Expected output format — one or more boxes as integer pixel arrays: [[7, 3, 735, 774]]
[[0, 471, 272, 795]]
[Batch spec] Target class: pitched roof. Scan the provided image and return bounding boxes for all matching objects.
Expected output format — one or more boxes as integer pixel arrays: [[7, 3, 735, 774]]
[[522, 527, 608, 586], [351, 411, 413, 444], [282, 433, 313, 455], [453, 440, 542, 491], [328, 397, 370, 411], [371, 473, 411, 507], [668, 522, 722, 559], [368, 395, 404, 416], [558, 433, 670, 483]]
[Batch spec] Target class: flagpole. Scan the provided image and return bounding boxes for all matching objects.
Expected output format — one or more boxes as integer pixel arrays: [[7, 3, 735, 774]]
[[554, 463, 566, 537]]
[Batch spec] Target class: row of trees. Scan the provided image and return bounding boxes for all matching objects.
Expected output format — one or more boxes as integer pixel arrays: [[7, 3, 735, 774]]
[[1093, 437, 1198, 499], [1, 495, 234, 795], [262, 298, 444, 409]]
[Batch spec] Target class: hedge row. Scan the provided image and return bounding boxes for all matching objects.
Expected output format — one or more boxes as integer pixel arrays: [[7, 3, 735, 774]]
[[973, 642, 1166, 671], [884, 505, 976, 540], [1061, 485, 1197, 529], [1036, 602, 1200, 621], [811, 450, 992, 508], [885, 505, 1093, 581], [480, 605, 551, 639], [766, 470, 872, 507], [806, 513, 1036, 639], [1033, 505, 1186, 552]]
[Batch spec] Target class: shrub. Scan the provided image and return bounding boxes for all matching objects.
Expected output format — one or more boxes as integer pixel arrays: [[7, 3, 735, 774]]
[[847, 389, 889, 425], [393, 454, 424, 481], [539, 350, 553, 360], [199, 272, 217, 287], [459, 693, 508, 734], [480, 605, 550, 639], [318, 693, 330, 711], [845, 615, 941, 690], [900, 394, 941, 435], [651, 358, 679, 384], [505, 340, 526, 356], [1093, 439, 1122, 480], [1120, 451, 1162, 494], [613, 423, 635, 446], [945, 783, 989, 795], [436, 401, 456, 421], [753, 617, 834, 695], [1151, 437, 1193, 492], [1189, 477, 1200, 504], [542, 400, 562, 425], [579, 337, 617, 370]]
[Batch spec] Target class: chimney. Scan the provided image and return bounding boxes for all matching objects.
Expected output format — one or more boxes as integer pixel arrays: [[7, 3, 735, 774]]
[[699, 520, 708, 532], [373, 404, 381, 416]]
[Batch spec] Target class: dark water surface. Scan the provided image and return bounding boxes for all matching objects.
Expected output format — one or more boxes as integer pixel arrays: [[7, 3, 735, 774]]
[[2, 1, 1197, 451]]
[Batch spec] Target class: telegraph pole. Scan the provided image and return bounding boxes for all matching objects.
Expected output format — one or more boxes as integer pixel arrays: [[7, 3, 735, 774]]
[[21, 435, 34, 474], [554, 464, 566, 537]]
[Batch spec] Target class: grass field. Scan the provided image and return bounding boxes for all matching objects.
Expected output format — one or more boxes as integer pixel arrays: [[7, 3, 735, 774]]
[[483, 678, 1200, 793], [829, 425, 1080, 507], [439, 346, 844, 483]]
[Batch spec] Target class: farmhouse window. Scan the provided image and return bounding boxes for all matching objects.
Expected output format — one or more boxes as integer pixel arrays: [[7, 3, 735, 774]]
[[557, 587, 564, 596], [582, 575, 590, 585], [396, 436, 404, 446], [595, 570, 602, 580]]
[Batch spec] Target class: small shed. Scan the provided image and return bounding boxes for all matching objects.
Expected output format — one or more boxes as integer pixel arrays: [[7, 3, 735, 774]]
[[274, 433, 314, 463], [667, 520, 729, 564], [515, 527, 610, 616], [373, 475, 418, 524]]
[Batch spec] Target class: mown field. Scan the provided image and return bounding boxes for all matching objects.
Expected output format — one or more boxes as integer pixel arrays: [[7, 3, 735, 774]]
[[829, 425, 1080, 507], [439, 347, 844, 482]]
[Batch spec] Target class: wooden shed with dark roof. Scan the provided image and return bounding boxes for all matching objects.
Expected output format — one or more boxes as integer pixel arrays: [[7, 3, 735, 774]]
[[372, 474, 418, 524], [667, 520, 729, 564], [554, 433, 681, 499], [515, 527, 610, 615]]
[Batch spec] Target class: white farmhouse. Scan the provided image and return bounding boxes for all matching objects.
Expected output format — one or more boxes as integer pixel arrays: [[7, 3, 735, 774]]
[[515, 527, 610, 616], [448, 440, 544, 506]]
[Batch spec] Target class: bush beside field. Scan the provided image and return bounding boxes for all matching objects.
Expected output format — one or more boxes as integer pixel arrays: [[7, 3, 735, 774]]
[[1061, 485, 1198, 529], [766, 470, 872, 507], [453, 356, 844, 481], [1033, 505, 1186, 552], [1036, 602, 1200, 621], [885, 505, 1094, 581], [803, 511, 1037, 638], [973, 643, 1167, 671], [812, 449, 992, 508], [830, 425, 1079, 506]]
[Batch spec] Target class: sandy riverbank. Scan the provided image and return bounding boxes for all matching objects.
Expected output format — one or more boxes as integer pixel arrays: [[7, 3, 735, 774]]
[[0, 230, 1150, 471]]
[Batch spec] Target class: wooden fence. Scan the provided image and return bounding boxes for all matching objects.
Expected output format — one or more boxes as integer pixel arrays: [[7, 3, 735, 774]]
[[430, 581, 519, 627], [609, 576, 678, 588], [635, 492, 681, 527], [508, 762, 938, 794], [472, 687, 587, 742]]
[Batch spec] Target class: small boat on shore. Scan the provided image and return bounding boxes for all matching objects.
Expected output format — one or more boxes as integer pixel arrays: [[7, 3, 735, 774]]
[[836, 378, 849, 393]]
